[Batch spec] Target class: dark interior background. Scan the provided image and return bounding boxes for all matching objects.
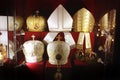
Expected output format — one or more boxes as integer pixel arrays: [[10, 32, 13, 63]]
[[0, 0, 119, 21]]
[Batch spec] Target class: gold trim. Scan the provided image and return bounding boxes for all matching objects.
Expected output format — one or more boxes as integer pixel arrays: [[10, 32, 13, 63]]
[[73, 8, 95, 32]]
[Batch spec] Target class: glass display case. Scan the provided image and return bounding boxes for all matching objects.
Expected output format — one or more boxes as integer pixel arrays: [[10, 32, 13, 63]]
[[0, 0, 120, 80]]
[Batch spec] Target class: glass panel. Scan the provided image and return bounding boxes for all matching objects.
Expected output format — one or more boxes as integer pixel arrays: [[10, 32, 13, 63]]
[[0, 0, 15, 65], [95, 9, 116, 65]]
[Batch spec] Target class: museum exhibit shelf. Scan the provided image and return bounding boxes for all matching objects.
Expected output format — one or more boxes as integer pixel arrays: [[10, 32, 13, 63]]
[[0, 0, 120, 80]]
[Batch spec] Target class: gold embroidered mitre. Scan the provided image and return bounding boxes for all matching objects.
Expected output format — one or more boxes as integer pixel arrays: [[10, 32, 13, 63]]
[[99, 9, 116, 32], [26, 11, 46, 32], [73, 8, 95, 32]]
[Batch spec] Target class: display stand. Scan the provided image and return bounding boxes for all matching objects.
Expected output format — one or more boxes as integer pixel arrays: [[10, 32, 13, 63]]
[[45, 60, 72, 80], [25, 61, 45, 80]]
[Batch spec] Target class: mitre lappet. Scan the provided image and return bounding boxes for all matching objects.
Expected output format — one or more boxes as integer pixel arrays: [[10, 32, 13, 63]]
[[73, 8, 95, 58], [43, 4, 75, 48], [23, 35, 44, 63], [47, 35, 70, 65]]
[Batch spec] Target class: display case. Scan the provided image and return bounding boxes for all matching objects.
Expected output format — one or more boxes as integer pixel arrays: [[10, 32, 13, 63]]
[[0, 0, 120, 80]]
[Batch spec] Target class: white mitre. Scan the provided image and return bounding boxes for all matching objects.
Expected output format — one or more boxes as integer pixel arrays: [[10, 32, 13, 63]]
[[47, 40, 70, 65], [23, 35, 44, 63], [44, 4, 75, 48], [47, 4, 73, 31]]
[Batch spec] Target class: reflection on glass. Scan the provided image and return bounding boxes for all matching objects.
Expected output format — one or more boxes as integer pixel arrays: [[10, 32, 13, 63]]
[[98, 9, 116, 65]]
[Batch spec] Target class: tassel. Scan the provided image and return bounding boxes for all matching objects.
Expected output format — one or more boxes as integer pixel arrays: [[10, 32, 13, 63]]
[[54, 68, 62, 80]]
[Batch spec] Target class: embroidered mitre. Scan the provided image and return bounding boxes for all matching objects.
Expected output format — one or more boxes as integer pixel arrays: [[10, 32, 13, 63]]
[[47, 41, 70, 65], [23, 37, 44, 63], [26, 11, 46, 32], [73, 8, 95, 32]]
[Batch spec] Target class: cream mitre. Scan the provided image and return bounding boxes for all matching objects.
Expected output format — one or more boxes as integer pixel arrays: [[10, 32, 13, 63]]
[[23, 35, 44, 63], [47, 35, 70, 65]]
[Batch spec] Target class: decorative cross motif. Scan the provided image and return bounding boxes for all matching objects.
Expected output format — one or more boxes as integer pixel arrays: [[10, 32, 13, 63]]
[[31, 35, 35, 41], [56, 35, 62, 41], [31, 35, 35, 56]]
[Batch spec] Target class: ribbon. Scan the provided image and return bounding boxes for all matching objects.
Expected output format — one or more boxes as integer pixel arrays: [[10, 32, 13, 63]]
[[77, 32, 84, 50], [85, 33, 92, 53], [43, 32, 75, 49], [77, 32, 92, 53]]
